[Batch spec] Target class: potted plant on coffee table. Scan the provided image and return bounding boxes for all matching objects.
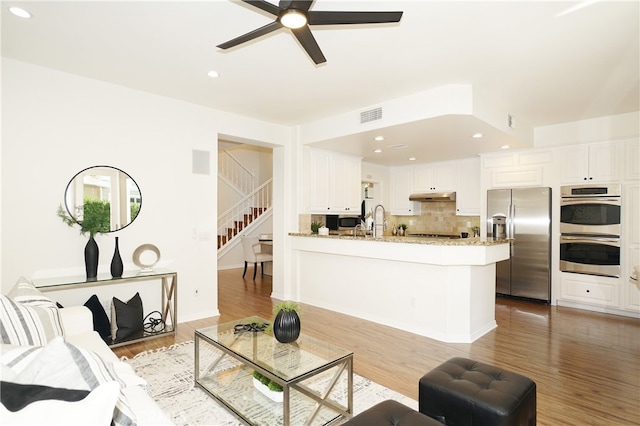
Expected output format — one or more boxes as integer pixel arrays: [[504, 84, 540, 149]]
[[272, 301, 301, 344], [252, 371, 283, 403]]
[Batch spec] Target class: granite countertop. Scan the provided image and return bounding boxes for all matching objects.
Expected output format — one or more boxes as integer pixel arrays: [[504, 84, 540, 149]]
[[288, 233, 510, 246]]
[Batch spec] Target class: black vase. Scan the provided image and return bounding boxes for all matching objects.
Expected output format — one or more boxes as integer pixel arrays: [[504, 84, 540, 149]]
[[84, 235, 99, 281], [110, 236, 123, 278], [273, 310, 301, 343]]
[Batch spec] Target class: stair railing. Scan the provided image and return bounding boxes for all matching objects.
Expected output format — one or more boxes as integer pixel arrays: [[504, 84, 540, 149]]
[[217, 178, 272, 249], [218, 150, 255, 195]]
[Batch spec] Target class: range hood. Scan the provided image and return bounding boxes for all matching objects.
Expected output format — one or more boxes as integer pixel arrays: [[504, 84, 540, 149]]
[[409, 192, 456, 202]]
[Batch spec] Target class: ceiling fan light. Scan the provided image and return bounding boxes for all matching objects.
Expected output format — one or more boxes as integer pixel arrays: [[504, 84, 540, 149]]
[[281, 9, 307, 29]]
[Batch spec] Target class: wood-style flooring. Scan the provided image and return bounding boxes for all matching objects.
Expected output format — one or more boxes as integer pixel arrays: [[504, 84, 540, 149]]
[[114, 269, 640, 426]]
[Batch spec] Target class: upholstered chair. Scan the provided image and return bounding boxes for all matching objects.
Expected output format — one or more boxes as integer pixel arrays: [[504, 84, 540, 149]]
[[241, 236, 273, 280]]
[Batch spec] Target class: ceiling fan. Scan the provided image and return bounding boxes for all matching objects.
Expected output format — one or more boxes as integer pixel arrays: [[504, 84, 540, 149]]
[[217, 0, 403, 64]]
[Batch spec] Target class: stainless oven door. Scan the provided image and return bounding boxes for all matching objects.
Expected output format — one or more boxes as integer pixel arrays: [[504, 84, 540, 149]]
[[559, 235, 620, 278], [560, 198, 621, 235]]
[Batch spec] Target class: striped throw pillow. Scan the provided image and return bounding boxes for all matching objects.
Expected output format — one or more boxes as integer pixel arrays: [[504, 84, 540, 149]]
[[0, 277, 63, 346]]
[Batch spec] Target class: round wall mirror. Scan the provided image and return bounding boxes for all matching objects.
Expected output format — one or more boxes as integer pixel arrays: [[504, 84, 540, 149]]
[[64, 165, 142, 233]]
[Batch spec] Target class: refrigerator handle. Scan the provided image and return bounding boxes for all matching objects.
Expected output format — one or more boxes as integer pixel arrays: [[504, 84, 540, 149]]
[[509, 203, 515, 239]]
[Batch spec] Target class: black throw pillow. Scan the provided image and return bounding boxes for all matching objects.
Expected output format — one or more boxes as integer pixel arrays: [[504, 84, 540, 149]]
[[83, 294, 111, 343], [111, 292, 143, 343], [0, 381, 90, 412]]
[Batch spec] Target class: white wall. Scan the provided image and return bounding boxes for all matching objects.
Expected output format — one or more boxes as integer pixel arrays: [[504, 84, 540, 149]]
[[1, 58, 291, 322]]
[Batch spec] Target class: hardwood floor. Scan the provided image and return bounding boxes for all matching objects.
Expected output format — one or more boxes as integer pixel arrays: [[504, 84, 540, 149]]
[[114, 269, 640, 425]]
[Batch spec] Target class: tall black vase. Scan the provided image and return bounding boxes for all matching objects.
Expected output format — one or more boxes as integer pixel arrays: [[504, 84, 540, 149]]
[[273, 310, 301, 343], [84, 235, 99, 281], [110, 236, 123, 278]]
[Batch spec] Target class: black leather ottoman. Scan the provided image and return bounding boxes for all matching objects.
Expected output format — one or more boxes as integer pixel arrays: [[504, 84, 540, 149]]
[[342, 400, 443, 426], [419, 357, 536, 426]]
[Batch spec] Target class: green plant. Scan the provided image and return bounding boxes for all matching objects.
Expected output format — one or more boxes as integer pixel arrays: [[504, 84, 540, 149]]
[[273, 300, 300, 315], [131, 201, 141, 222], [310, 220, 323, 234], [398, 223, 408, 230], [252, 371, 283, 392], [57, 202, 109, 237]]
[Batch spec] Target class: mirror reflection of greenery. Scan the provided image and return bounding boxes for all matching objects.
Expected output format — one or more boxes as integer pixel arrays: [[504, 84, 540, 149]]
[[58, 199, 140, 237], [80, 198, 141, 234]]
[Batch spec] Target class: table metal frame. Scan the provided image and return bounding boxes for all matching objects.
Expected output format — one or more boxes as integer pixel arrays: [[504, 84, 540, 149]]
[[34, 269, 177, 348], [194, 325, 353, 426]]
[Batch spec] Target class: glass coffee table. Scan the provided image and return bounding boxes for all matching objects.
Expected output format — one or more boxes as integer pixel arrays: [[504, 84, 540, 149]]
[[195, 316, 353, 426]]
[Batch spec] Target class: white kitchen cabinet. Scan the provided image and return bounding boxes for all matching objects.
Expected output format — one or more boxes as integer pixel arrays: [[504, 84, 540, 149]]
[[625, 139, 640, 181], [559, 141, 621, 183], [559, 273, 620, 308], [456, 158, 480, 215], [329, 153, 361, 213], [309, 148, 331, 213], [390, 165, 421, 215], [627, 183, 640, 246], [309, 149, 361, 214], [623, 184, 640, 312], [414, 161, 457, 192], [623, 248, 640, 312]]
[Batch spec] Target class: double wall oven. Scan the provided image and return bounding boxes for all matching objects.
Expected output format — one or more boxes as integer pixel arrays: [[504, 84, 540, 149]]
[[560, 184, 621, 278]]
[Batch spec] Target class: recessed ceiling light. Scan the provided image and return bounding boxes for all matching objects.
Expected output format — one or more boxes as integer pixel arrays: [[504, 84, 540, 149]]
[[409, 157, 416, 161], [472, 133, 484, 139], [207, 70, 220, 78], [374, 136, 384, 141], [9, 7, 32, 18], [374, 149, 382, 153], [501, 145, 511, 150]]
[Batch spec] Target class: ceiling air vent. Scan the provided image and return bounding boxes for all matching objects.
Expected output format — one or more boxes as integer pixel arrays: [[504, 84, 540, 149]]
[[360, 107, 382, 124]]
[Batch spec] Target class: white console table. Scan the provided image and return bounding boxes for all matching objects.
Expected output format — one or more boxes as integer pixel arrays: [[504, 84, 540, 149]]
[[33, 269, 177, 348]]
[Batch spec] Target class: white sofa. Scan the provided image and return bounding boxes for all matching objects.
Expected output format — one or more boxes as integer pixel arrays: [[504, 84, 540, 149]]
[[63, 305, 175, 425], [0, 279, 174, 426]]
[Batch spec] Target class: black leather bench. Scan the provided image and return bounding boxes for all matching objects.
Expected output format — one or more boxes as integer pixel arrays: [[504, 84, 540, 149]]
[[342, 399, 443, 426], [419, 357, 536, 426]]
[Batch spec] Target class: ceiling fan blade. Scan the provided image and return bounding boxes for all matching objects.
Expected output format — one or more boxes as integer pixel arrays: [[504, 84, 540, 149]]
[[292, 25, 326, 64], [243, 0, 281, 16], [279, 0, 313, 12], [217, 21, 283, 49], [308, 11, 403, 25]]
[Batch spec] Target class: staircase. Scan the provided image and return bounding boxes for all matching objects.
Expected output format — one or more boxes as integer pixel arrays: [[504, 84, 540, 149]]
[[217, 150, 272, 253]]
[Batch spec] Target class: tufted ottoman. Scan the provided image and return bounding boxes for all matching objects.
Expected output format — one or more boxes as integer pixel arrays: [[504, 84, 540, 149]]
[[419, 357, 536, 426], [342, 400, 444, 426]]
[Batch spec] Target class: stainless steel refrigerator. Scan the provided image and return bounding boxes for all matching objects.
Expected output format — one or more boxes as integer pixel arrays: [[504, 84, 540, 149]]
[[487, 187, 551, 302]]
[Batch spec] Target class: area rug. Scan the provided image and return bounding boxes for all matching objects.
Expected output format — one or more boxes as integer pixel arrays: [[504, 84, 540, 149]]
[[122, 341, 417, 425]]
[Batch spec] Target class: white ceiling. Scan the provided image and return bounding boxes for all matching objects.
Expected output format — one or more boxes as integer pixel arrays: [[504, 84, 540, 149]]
[[2, 1, 638, 165]]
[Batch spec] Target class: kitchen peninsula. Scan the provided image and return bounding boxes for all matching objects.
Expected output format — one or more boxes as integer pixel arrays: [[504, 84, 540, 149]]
[[290, 234, 509, 343]]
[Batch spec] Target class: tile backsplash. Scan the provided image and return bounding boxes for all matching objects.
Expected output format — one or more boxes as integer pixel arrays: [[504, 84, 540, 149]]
[[299, 201, 479, 236], [391, 201, 480, 235]]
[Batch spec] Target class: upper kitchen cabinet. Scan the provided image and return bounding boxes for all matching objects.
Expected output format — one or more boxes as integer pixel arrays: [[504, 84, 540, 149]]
[[559, 141, 622, 183], [414, 161, 457, 192], [309, 148, 361, 214], [625, 139, 640, 181], [455, 158, 481, 216], [390, 165, 421, 215]]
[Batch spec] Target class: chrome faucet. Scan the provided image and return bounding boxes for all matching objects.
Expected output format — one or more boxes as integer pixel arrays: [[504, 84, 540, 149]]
[[353, 222, 362, 237], [373, 204, 386, 238]]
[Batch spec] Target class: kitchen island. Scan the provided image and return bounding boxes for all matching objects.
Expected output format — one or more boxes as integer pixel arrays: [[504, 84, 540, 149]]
[[289, 233, 509, 343]]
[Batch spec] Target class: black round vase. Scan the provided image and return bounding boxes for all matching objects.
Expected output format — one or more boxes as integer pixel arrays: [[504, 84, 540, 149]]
[[110, 236, 123, 278], [84, 235, 99, 280], [273, 310, 301, 343]]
